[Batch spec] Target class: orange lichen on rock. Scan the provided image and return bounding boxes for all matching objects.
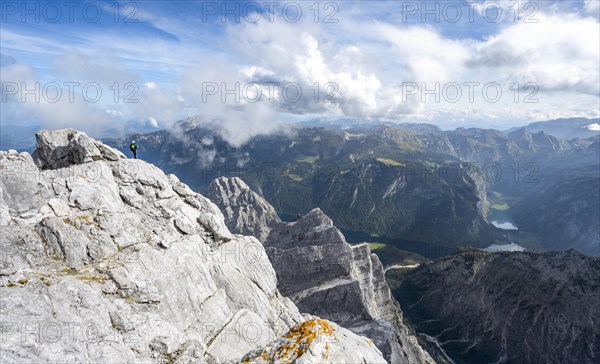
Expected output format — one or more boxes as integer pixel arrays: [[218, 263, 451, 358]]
[[242, 319, 337, 363]]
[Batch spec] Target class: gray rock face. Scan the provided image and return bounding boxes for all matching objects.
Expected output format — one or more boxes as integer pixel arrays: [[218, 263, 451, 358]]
[[0, 130, 383, 363], [32, 128, 126, 169], [265, 209, 434, 364], [206, 177, 434, 364], [204, 177, 280, 242], [394, 250, 600, 364]]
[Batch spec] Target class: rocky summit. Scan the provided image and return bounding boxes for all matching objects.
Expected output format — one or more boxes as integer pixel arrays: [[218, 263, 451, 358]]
[[205, 177, 434, 363], [0, 129, 386, 363]]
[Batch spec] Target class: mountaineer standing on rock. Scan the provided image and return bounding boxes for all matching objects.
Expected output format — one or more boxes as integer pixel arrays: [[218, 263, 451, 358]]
[[130, 140, 138, 159]]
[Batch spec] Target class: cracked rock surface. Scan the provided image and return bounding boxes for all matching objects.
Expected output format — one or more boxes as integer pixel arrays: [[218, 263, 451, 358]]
[[206, 176, 435, 363], [0, 129, 385, 363]]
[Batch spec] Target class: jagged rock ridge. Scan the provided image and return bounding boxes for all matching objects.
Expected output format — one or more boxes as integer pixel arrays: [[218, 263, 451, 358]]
[[0, 129, 386, 363], [205, 176, 434, 363], [204, 176, 280, 242]]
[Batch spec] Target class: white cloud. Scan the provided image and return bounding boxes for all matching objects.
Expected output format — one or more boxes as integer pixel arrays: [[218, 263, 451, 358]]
[[144, 82, 158, 90], [0, 62, 121, 134], [129, 83, 184, 128], [470, 13, 599, 95], [105, 109, 123, 117], [585, 123, 600, 131], [2, 0, 599, 138], [177, 56, 285, 147], [148, 116, 159, 128], [221, 20, 424, 120], [53, 52, 138, 86], [584, 0, 600, 16], [373, 22, 471, 84]]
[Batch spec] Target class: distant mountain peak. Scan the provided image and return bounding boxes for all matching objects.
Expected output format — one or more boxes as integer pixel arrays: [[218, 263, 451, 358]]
[[507, 117, 600, 140]]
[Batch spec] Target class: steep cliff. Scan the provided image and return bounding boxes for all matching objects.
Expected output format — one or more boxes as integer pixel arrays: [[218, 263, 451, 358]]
[[204, 177, 280, 242], [205, 177, 434, 363]]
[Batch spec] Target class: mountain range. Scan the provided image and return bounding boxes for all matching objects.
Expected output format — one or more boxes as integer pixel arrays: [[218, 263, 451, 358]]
[[203, 174, 600, 364], [390, 250, 600, 363], [506, 117, 600, 140], [1, 128, 598, 363], [104, 117, 600, 256]]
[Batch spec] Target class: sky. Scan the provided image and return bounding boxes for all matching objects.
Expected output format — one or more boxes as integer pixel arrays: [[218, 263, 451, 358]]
[[1, 0, 599, 144]]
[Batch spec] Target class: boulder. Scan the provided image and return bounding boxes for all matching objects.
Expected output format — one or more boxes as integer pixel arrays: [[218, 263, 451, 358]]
[[242, 318, 387, 363], [31, 129, 125, 169]]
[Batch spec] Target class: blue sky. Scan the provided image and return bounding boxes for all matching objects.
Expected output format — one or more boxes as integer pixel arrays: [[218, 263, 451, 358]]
[[1, 0, 599, 142]]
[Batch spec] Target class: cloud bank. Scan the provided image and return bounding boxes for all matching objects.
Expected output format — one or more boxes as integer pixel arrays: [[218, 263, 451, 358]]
[[1, 0, 598, 143]]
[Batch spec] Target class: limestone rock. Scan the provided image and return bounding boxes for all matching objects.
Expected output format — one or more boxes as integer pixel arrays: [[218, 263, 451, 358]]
[[265, 209, 434, 364], [204, 177, 280, 242], [31, 128, 125, 170], [0, 129, 386, 363], [242, 318, 387, 364], [206, 177, 435, 363]]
